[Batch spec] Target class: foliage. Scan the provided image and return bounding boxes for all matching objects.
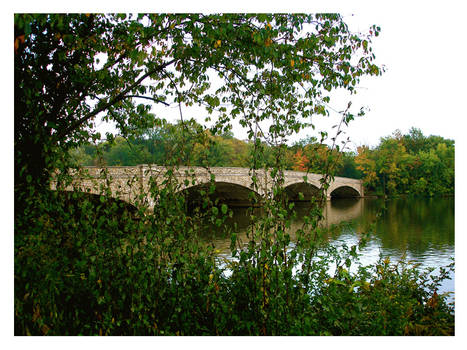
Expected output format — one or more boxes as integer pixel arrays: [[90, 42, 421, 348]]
[[355, 129, 454, 196], [14, 13, 454, 336], [71, 124, 361, 179], [15, 13, 380, 187], [15, 187, 455, 335], [308, 254, 454, 336]]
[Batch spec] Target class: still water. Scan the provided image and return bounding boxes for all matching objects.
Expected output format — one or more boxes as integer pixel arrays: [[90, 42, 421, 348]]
[[209, 197, 455, 300]]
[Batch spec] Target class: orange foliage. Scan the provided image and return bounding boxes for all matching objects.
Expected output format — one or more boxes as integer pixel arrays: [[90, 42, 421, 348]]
[[292, 149, 309, 171]]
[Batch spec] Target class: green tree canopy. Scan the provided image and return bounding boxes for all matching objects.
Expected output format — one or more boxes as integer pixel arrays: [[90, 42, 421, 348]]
[[15, 13, 381, 194], [356, 129, 454, 196]]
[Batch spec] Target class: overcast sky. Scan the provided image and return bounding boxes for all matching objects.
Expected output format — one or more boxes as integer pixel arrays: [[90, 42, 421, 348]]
[[6, 2, 467, 150], [337, 9, 464, 147]]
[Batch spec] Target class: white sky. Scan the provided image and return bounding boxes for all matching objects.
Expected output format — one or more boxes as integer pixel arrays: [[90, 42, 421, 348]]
[[5, 1, 463, 149], [337, 10, 465, 148]]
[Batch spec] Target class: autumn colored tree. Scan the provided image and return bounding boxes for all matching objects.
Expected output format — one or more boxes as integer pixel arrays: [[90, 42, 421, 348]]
[[291, 149, 309, 171], [356, 129, 454, 196]]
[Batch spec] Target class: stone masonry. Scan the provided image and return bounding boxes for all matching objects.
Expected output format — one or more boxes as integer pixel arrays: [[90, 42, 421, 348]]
[[55, 165, 364, 209]]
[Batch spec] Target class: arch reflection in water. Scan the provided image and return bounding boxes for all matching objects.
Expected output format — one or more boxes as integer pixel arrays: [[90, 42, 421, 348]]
[[201, 197, 454, 258], [205, 198, 364, 254]]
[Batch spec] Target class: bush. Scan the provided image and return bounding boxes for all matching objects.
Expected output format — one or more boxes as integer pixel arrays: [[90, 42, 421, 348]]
[[14, 174, 454, 335]]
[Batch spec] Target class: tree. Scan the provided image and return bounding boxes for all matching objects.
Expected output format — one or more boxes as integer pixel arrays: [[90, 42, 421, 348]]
[[336, 152, 362, 179], [102, 136, 153, 165], [402, 127, 426, 155], [15, 14, 393, 335], [355, 129, 454, 196], [355, 145, 378, 192], [15, 13, 381, 193], [375, 135, 408, 195]]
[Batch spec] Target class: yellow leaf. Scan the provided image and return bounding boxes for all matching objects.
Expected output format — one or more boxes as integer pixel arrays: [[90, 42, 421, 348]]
[[41, 324, 50, 335], [290, 59, 295, 67]]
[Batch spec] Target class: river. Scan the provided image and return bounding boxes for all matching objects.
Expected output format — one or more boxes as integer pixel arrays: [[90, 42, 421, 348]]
[[207, 197, 455, 302]]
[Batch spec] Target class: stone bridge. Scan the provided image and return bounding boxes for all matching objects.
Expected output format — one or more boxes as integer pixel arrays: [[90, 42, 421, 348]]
[[57, 165, 364, 209]]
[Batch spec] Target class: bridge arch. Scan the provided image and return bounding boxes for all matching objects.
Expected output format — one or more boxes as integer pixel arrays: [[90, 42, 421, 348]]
[[52, 190, 139, 216], [284, 182, 320, 201], [329, 185, 361, 198], [178, 181, 261, 207]]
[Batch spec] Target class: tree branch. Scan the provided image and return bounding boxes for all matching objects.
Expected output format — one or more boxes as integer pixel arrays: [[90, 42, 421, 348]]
[[56, 58, 177, 141], [124, 95, 170, 106]]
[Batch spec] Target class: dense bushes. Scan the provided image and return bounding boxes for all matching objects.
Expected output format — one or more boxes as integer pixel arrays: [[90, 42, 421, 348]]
[[14, 172, 454, 335]]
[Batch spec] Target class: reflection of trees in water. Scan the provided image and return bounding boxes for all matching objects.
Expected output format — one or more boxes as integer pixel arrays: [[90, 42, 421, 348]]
[[370, 197, 454, 257], [203, 197, 454, 259]]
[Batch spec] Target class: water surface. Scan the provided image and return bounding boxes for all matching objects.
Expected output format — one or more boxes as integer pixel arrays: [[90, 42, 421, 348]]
[[209, 197, 455, 300]]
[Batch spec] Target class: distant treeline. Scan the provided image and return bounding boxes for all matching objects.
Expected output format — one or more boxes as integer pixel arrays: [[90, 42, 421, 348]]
[[71, 123, 454, 197], [355, 128, 454, 196]]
